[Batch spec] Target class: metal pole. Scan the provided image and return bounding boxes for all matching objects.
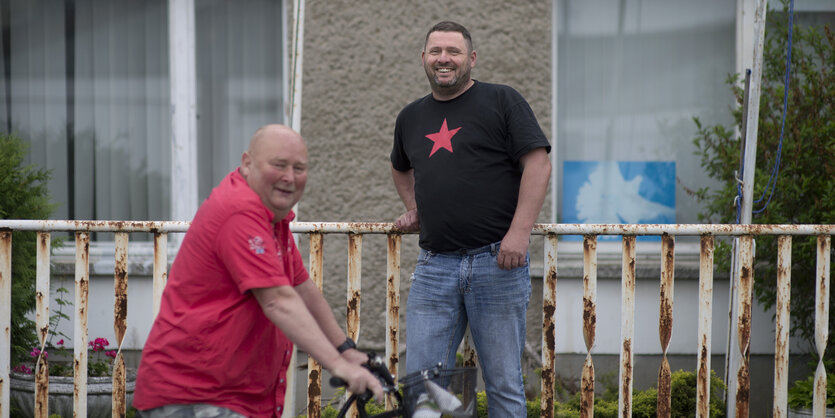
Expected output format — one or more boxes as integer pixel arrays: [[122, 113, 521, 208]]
[[726, 0, 767, 416], [723, 68, 751, 406], [283, 0, 305, 416]]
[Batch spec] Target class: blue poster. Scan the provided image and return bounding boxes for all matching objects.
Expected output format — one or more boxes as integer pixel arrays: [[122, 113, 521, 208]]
[[562, 161, 675, 241]]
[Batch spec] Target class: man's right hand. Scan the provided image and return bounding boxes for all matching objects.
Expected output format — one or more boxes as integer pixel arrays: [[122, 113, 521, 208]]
[[395, 208, 420, 232], [331, 360, 385, 401]]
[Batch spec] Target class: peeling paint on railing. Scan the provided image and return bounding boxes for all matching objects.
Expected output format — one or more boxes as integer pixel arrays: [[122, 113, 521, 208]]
[[1, 230, 12, 417], [35, 232, 50, 417], [772, 236, 791, 418], [618, 236, 636, 418], [696, 235, 714, 418], [580, 234, 597, 418], [813, 236, 831, 417], [347, 234, 362, 342], [385, 234, 401, 411], [656, 234, 674, 418], [73, 232, 91, 418], [152, 233, 168, 319], [735, 235, 754, 417], [113, 232, 129, 417], [0, 220, 833, 418], [307, 233, 324, 418], [540, 234, 557, 418]]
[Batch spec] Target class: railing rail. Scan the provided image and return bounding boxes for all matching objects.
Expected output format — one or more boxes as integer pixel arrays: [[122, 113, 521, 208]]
[[0, 220, 833, 418]]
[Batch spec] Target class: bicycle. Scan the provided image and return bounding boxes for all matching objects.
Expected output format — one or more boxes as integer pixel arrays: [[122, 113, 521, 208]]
[[330, 352, 478, 418]]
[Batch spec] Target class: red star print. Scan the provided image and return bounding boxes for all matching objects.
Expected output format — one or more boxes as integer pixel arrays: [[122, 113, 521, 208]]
[[425, 118, 461, 157]]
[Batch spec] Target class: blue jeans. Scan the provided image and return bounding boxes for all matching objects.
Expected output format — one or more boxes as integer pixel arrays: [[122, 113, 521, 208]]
[[406, 241, 531, 417]]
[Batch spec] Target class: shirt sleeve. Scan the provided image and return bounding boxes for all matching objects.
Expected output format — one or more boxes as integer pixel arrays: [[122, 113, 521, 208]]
[[504, 90, 551, 162], [391, 110, 413, 172], [216, 212, 293, 293]]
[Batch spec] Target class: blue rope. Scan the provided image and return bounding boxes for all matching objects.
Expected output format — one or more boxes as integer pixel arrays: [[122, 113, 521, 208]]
[[752, 0, 794, 215]]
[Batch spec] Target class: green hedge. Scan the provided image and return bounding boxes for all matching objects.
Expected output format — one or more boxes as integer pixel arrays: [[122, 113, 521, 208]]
[[0, 133, 57, 366]]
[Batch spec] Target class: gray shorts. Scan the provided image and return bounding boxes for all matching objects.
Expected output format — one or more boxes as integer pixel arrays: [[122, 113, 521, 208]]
[[138, 403, 247, 418]]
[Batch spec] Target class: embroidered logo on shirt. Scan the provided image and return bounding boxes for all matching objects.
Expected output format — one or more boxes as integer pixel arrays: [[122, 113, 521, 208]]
[[248, 236, 266, 254], [425, 118, 461, 157]]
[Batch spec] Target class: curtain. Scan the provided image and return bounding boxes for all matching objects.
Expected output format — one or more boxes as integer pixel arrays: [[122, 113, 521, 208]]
[[0, 0, 170, 223], [195, 0, 285, 201], [0, 0, 287, 225]]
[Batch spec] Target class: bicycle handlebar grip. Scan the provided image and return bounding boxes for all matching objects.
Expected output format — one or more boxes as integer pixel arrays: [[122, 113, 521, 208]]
[[330, 376, 347, 388]]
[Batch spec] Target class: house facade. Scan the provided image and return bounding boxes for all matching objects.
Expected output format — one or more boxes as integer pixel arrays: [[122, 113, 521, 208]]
[[4, 0, 834, 414]]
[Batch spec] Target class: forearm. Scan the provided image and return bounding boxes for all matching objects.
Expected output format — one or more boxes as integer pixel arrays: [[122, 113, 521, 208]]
[[252, 286, 345, 371], [508, 149, 551, 236], [391, 166, 417, 210]]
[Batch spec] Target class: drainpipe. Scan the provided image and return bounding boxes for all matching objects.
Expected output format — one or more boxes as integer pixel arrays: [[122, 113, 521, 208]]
[[283, 0, 305, 416]]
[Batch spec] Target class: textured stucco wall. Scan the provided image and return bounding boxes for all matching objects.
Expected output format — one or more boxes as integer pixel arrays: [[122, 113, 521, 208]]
[[295, 1, 553, 350]]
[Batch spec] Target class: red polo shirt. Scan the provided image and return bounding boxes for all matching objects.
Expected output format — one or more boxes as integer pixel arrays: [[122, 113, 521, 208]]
[[134, 169, 308, 417]]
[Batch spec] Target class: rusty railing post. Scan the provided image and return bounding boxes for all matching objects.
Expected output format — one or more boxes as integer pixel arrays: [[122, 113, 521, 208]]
[[152, 232, 168, 318], [386, 233, 401, 410], [73, 232, 91, 417], [580, 235, 597, 418], [772, 235, 791, 418], [540, 233, 557, 418], [812, 235, 831, 416], [113, 232, 129, 417], [1, 230, 12, 418], [34, 232, 51, 417], [734, 235, 754, 417], [657, 234, 675, 418], [307, 233, 324, 418], [619, 235, 636, 417], [696, 234, 714, 418]]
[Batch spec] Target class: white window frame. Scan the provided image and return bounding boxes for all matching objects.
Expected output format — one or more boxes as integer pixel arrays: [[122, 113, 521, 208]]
[[169, 0, 199, 226]]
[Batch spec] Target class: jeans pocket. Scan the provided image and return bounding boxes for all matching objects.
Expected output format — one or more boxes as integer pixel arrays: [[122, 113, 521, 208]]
[[416, 249, 434, 266]]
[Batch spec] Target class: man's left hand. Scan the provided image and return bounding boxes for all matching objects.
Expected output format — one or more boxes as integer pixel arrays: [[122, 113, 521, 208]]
[[498, 230, 529, 270], [341, 348, 368, 366]]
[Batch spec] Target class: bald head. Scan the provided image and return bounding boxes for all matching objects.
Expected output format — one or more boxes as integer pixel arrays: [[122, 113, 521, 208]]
[[247, 124, 304, 154], [240, 124, 309, 221]]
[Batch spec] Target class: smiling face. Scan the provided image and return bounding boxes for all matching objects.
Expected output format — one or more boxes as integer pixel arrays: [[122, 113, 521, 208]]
[[240, 125, 308, 221], [422, 30, 476, 100]]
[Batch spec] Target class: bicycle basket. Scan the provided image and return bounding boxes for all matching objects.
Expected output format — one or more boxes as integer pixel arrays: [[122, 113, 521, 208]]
[[400, 367, 478, 418]]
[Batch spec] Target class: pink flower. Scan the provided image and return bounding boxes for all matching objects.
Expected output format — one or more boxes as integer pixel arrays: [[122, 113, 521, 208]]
[[89, 337, 110, 352], [105, 350, 118, 359], [57, 339, 64, 346], [13, 364, 32, 375], [29, 348, 47, 359]]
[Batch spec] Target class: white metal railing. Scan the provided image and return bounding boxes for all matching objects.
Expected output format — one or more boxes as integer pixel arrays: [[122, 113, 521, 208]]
[[0, 220, 832, 418]]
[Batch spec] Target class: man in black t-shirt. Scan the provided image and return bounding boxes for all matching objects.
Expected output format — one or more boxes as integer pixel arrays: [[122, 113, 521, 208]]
[[390, 21, 551, 417]]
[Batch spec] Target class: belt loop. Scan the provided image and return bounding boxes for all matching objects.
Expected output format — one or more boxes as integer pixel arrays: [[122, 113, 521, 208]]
[[491, 241, 500, 256]]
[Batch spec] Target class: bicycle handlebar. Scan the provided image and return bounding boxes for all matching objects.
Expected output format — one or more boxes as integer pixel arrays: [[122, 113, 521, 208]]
[[329, 351, 405, 418]]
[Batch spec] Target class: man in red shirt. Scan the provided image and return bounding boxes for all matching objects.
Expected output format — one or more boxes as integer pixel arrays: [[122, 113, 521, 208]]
[[135, 124, 383, 417]]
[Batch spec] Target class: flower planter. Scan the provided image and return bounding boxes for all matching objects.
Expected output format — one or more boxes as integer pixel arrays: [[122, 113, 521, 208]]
[[10, 370, 136, 418]]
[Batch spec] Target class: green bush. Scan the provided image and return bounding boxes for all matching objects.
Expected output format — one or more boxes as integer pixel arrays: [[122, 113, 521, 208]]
[[306, 369, 725, 417], [0, 133, 57, 365], [787, 372, 835, 409]]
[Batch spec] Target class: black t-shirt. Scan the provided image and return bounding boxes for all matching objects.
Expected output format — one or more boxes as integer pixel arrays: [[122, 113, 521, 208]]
[[391, 80, 551, 252]]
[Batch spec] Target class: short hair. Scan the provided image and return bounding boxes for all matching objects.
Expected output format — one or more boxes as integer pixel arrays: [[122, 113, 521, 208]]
[[424, 21, 473, 52]]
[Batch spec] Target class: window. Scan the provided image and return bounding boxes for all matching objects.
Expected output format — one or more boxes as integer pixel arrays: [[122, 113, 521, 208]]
[[1, 0, 170, 222], [553, 0, 835, 237], [554, 0, 736, 234], [0, 0, 286, 230]]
